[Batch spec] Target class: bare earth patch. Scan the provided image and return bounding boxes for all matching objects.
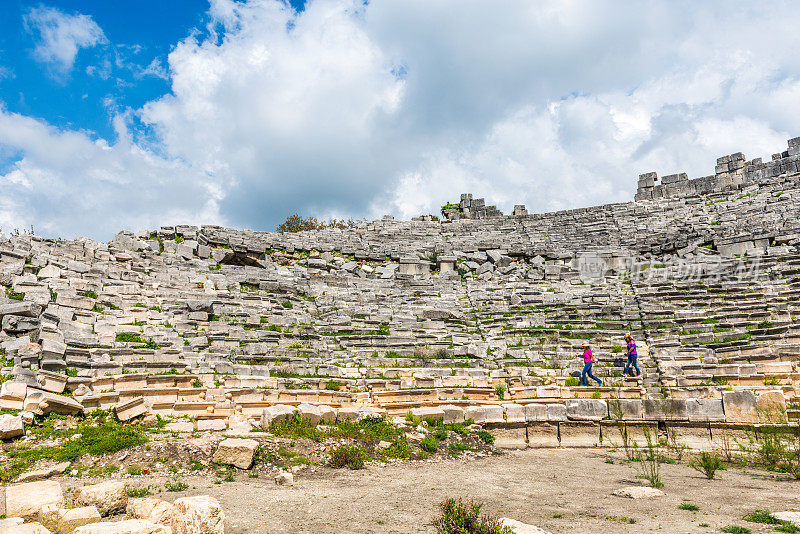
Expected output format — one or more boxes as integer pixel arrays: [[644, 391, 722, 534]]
[[56, 448, 799, 533]]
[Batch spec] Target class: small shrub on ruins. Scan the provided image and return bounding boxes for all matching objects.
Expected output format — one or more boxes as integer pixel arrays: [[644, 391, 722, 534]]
[[4, 287, 24, 301], [282, 300, 293, 309], [80, 289, 98, 299], [127, 486, 152, 498], [743, 509, 780, 525], [382, 438, 412, 460], [115, 332, 144, 343], [689, 451, 723, 479], [325, 380, 341, 391], [742, 426, 800, 479], [269, 414, 321, 441], [405, 410, 421, 426], [329, 445, 366, 469], [564, 377, 580, 387], [165, 479, 189, 492], [433, 498, 513, 534], [612, 344, 623, 353], [433, 427, 448, 441], [127, 465, 144, 476], [420, 436, 439, 453], [721, 527, 751, 534], [423, 416, 443, 427], [142, 338, 160, 350], [494, 384, 505, 400], [777, 522, 800, 533], [477, 430, 495, 445], [448, 442, 470, 457], [192, 378, 202, 388], [678, 502, 699, 511]]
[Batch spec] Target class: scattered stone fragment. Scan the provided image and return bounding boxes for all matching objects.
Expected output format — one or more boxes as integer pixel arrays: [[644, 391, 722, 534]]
[[611, 486, 665, 499]]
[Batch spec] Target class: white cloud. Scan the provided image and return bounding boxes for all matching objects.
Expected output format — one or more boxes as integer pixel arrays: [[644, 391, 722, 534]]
[[24, 6, 107, 75], [3, 0, 800, 238], [0, 108, 222, 239]]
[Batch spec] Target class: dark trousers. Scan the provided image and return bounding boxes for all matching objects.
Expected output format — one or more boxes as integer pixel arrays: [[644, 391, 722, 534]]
[[581, 362, 602, 386], [624, 355, 640, 376]]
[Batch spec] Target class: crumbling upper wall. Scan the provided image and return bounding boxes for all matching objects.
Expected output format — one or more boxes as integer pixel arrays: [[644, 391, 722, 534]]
[[635, 136, 800, 201]]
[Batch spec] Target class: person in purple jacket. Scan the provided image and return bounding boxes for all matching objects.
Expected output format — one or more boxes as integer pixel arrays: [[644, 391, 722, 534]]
[[579, 341, 602, 387], [623, 333, 640, 377]]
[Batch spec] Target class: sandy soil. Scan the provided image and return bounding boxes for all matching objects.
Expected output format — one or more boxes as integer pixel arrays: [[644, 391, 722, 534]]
[[109, 448, 800, 534]]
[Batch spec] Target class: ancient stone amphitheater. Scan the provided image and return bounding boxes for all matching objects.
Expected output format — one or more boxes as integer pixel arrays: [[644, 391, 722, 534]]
[[2, 136, 800, 450]]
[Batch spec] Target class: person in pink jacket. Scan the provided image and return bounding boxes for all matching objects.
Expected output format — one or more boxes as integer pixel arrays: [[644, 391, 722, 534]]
[[579, 341, 602, 387]]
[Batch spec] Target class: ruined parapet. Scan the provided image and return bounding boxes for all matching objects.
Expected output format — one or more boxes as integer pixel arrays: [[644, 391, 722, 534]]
[[636, 136, 800, 201], [442, 193, 504, 220]]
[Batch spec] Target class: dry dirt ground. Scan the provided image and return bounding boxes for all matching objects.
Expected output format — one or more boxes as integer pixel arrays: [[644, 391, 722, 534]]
[[84, 447, 800, 534]]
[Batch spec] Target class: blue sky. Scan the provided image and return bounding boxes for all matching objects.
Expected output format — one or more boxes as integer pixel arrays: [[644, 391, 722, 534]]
[[1, 0, 799, 240]]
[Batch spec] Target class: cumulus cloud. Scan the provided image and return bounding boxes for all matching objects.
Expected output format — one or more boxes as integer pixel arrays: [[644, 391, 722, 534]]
[[24, 6, 107, 75], [3, 0, 800, 238], [0, 108, 222, 239]]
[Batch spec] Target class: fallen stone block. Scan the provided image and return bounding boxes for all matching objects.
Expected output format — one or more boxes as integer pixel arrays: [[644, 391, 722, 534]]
[[127, 498, 175, 526], [275, 472, 294, 486], [35, 370, 67, 394], [502, 403, 526, 423], [112, 397, 148, 422], [772, 512, 800, 525], [607, 399, 642, 420], [16, 461, 70, 483], [75, 481, 127, 517], [56, 506, 102, 532], [499, 518, 552, 534], [171, 495, 225, 534], [296, 403, 322, 425], [73, 519, 171, 533], [5, 480, 64, 519], [2, 314, 40, 333], [260, 404, 298, 428], [757, 390, 787, 423], [565, 399, 607, 421], [0, 413, 24, 439], [196, 419, 227, 432], [212, 438, 259, 469], [611, 486, 665, 499], [0, 381, 27, 410], [0, 302, 43, 318], [357, 406, 386, 420], [0, 523, 52, 534], [24, 390, 83, 416]]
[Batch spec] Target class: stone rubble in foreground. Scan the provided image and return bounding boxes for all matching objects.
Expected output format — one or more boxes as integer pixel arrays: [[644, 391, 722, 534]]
[[1, 137, 800, 531]]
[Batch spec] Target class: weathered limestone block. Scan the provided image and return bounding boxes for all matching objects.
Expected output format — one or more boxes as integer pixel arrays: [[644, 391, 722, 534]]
[[559, 422, 600, 447], [612, 486, 665, 499], [464, 405, 504, 424], [36, 371, 67, 394], [112, 397, 148, 422], [722, 390, 757, 423], [0, 523, 52, 534], [5, 480, 64, 519], [523, 403, 547, 422], [0, 413, 24, 439], [296, 403, 323, 425], [75, 481, 128, 516], [546, 404, 567, 422], [756, 390, 787, 423], [0, 381, 27, 410], [2, 314, 40, 333], [127, 498, 175, 526], [502, 403, 526, 423], [73, 519, 171, 533], [24, 390, 83, 416], [260, 404, 298, 428], [686, 398, 725, 422], [607, 399, 642, 420], [274, 472, 294, 486], [0, 302, 43, 317], [56, 506, 102, 532], [439, 404, 465, 424], [492, 426, 527, 449], [212, 438, 259, 469], [171, 495, 225, 534], [16, 461, 70, 483], [411, 406, 445, 422], [41, 339, 67, 359], [642, 399, 687, 421], [499, 518, 551, 534], [565, 399, 607, 421]]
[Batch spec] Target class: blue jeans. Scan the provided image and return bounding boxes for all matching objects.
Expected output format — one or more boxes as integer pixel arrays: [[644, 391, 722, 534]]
[[624, 355, 640, 376], [581, 362, 602, 386]]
